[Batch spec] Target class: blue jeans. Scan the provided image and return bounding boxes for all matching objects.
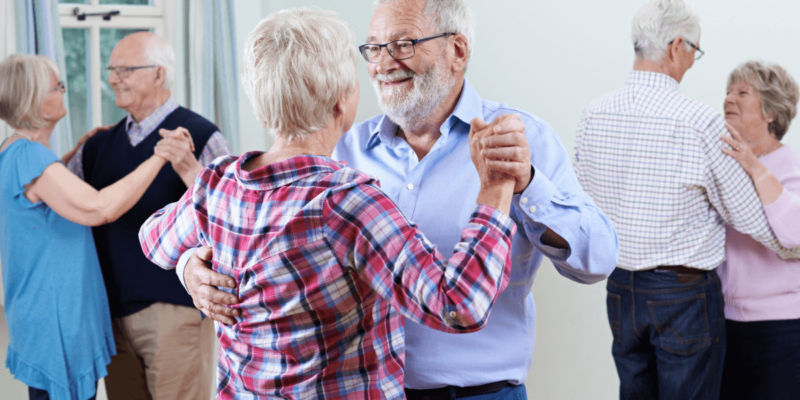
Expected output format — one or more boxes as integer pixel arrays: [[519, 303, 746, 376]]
[[720, 318, 800, 399], [606, 268, 726, 400]]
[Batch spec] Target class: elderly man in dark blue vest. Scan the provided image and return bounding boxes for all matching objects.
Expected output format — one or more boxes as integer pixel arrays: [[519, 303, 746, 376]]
[[65, 32, 231, 400]]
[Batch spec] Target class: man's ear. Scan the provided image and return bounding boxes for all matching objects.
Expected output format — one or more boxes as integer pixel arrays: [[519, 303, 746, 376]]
[[667, 37, 685, 62], [154, 65, 166, 86], [451, 33, 469, 74]]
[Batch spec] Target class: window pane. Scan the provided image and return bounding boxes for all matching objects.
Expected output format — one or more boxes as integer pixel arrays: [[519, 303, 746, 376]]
[[62, 28, 91, 143], [100, 28, 149, 126], [98, 0, 153, 5], [59, 0, 88, 4]]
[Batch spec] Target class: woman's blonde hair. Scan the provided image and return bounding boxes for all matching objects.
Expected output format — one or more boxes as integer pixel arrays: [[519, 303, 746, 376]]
[[240, 8, 358, 140], [728, 61, 799, 140], [0, 54, 60, 131]]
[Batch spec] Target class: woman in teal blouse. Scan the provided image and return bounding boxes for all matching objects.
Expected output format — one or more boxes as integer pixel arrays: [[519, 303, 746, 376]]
[[0, 54, 168, 400]]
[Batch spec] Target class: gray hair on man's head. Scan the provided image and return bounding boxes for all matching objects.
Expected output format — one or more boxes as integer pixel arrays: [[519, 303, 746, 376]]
[[143, 34, 176, 90], [728, 61, 799, 141], [374, 0, 475, 71], [241, 7, 358, 140], [631, 0, 700, 63], [0, 54, 60, 131]]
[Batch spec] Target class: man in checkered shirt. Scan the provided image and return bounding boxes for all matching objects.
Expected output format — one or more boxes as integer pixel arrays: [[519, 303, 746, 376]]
[[573, 0, 800, 399]]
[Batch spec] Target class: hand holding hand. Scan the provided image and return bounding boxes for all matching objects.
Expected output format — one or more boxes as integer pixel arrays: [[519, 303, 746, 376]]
[[479, 114, 532, 193], [154, 127, 202, 186], [185, 247, 241, 325], [470, 115, 517, 189]]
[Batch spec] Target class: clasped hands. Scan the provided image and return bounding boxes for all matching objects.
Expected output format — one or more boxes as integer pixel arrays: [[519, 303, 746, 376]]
[[186, 114, 533, 325], [469, 113, 532, 194]]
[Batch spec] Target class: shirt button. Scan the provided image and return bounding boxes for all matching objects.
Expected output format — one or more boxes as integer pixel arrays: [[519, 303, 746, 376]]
[[521, 197, 528, 204], [449, 311, 457, 318], [529, 206, 537, 213], [407, 183, 414, 190]]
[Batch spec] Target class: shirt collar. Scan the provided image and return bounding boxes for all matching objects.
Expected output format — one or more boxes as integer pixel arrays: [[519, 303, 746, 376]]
[[125, 97, 179, 134], [626, 71, 680, 91], [366, 78, 482, 149], [234, 151, 342, 191]]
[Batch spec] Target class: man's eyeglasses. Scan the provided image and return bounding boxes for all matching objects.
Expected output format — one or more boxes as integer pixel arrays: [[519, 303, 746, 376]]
[[105, 65, 157, 79], [667, 39, 705, 60], [359, 33, 455, 63], [49, 80, 66, 93]]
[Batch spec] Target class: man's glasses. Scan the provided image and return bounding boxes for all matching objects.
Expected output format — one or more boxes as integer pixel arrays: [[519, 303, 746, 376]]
[[105, 65, 157, 79], [49, 80, 66, 93], [667, 39, 705, 60], [359, 33, 455, 63]]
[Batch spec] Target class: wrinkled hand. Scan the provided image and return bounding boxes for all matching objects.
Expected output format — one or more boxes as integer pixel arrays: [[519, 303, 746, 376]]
[[469, 115, 517, 188], [154, 127, 202, 186], [78, 124, 115, 147], [721, 122, 766, 179], [480, 114, 532, 193], [185, 247, 240, 325]]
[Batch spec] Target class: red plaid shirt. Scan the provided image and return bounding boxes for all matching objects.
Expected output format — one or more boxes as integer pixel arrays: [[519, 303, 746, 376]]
[[139, 152, 515, 399]]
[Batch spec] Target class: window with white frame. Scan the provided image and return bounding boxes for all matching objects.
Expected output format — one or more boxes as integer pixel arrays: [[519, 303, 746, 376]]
[[58, 0, 173, 143]]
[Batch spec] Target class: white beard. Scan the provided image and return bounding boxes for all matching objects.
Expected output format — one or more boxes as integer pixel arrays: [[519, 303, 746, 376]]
[[371, 64, 456, 133]]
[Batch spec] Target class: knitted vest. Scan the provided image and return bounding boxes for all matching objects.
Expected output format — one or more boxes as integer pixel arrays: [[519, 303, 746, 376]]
[[83, 107, 217, 317]]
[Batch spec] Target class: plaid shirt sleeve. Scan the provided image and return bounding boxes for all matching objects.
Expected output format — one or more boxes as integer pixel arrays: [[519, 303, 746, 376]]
[[324, 182, 516, 333], [702, 115, 800, 259], [138, 159, 231, 269], [65, 144, 85, 181], [198, 131, 233, 168]]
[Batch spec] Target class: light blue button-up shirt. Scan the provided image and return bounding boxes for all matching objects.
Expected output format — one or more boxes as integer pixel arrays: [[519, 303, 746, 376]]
[[332, 79, 618, 389]]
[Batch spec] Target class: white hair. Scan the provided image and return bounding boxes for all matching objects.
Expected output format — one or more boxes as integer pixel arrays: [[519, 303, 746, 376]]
[[375, 0, 475, 71], [631, 0, 701, 63], [144, 35, 176, 90], [0, 54, 61, 130], [241, 8, 358, 140]]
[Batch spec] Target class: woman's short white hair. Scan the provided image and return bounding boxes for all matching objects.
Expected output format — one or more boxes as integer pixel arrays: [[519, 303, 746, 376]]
[[631, 0, 701, 63], [0, 54, 60, 131], [241, 8, 358, 140], [144, 35, 176, 90], [375, 0, 475, 71]]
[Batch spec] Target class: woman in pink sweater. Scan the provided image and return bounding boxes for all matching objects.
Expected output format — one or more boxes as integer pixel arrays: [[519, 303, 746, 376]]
[[717, 61, 800, 399]]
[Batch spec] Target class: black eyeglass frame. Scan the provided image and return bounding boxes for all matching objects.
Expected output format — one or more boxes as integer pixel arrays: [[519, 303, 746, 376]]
[[667, 39, 705, 60], [105, 65, 158, 78], [358, 33, 456, 63]]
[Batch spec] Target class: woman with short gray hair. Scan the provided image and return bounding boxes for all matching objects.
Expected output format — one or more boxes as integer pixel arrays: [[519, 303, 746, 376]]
[[717, 61, 800, 399], [140, 7, 518, 399], [0, 53, 170, 400]]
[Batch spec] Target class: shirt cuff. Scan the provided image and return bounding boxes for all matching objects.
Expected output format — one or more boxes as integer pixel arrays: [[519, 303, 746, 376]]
[[176, 248, 197, 291], [470, 204, 517, 238], [513, 165, 557, 221]]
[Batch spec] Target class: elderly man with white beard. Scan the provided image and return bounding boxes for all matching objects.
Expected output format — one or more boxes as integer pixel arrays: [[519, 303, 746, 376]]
[[179, 0, 618, 398]]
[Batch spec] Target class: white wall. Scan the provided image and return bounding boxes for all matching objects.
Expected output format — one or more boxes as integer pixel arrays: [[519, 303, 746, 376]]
[[239, 1, 800, 399], [2, 1, 799, 399]]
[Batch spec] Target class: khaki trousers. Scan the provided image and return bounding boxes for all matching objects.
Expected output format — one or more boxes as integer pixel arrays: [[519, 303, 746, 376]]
[[104, 303, 215, 400]]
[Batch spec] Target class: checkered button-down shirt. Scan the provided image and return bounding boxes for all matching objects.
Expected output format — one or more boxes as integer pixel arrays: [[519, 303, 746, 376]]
[[574, 71, 800, 271], [139, 152, 515, 399], [66, 97, 231, 179]]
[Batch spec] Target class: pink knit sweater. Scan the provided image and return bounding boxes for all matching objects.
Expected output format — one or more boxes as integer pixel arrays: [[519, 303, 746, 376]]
[[718, 145, 800, 322]]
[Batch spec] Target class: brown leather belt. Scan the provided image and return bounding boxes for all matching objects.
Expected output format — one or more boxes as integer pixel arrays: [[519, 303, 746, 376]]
[[653, 265, 703, 274], [405, 381, 510, 400]]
